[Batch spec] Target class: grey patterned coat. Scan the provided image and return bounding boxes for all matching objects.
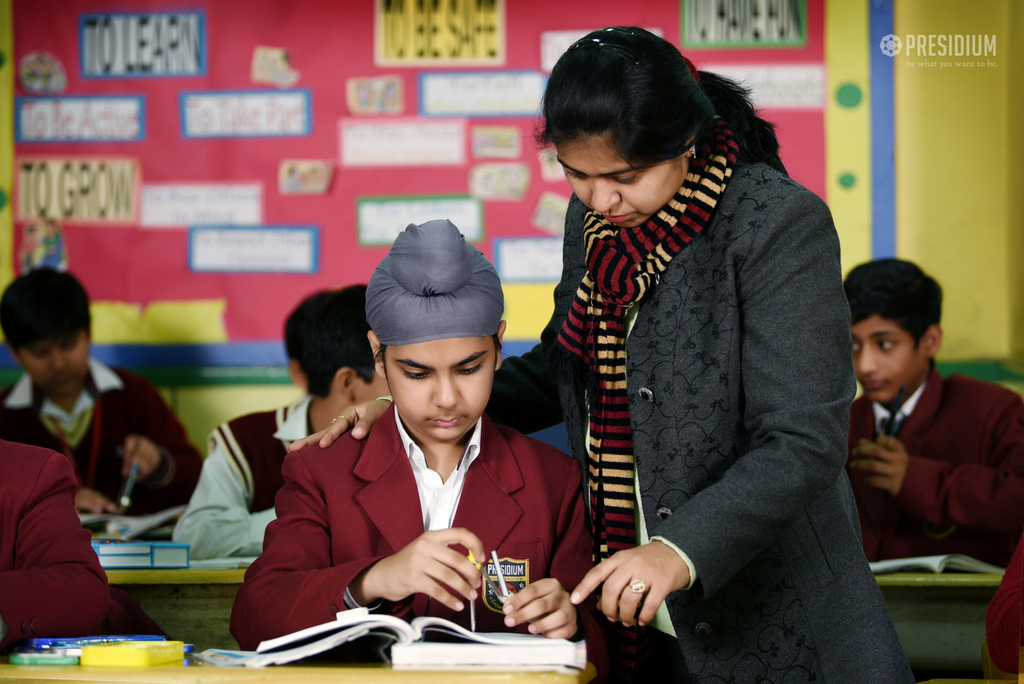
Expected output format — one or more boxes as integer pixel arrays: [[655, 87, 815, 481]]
[[488, 163, 914, 683]]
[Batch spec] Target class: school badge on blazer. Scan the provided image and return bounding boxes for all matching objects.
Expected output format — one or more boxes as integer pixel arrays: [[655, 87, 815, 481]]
[[484, 557, 529, 613]]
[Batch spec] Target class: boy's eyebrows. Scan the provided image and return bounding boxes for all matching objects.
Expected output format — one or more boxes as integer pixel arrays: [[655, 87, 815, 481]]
[[394, 350, 489, 370]]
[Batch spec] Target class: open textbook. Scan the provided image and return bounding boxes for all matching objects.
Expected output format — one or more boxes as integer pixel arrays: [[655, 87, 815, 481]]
[[869, 554, 1005, 575], [79, 505, 186, 540], [197, 607, 586, 670]]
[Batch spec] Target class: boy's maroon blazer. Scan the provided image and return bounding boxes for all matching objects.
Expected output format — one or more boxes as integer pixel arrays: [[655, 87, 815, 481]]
[[231, 408, 608, 678], [0, 440, 109, 648], [848, 368, 1024, 566]]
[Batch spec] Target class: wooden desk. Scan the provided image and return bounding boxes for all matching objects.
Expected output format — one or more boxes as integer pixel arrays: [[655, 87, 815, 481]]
[[109, 569, 1002, 672], [106, 569, 245, 651], [875, 573, 1002, 672], [0, 662, 595, 683]]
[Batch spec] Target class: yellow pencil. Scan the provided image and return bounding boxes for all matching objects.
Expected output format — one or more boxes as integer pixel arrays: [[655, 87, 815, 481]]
[[466, 551, 480, 631]]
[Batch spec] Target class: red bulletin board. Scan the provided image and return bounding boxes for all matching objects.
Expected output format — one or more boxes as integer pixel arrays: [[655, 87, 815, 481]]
[[10, 0, 825, 343]]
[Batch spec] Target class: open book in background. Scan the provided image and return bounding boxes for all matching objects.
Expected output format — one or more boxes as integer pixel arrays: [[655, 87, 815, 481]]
[[80, 505, 186, 540], [869, 554, 1005, 575], [196, 607, 585, 671]]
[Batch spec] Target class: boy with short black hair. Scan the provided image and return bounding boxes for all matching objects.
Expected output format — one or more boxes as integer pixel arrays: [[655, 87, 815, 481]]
[[231, 221, 608, 680], [283, 289, 332, 393], [0, 269, 202, 515], [845, 258, 1024, 566], [174, 286, 390, 559]]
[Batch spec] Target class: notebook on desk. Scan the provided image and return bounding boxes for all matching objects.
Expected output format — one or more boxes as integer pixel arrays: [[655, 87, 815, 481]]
[[869, 553, 1005, 575], [80, 505, 186, 540], [197, 607, 585, 670]]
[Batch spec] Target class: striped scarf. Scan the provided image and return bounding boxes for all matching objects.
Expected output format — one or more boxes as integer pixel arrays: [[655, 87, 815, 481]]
[[556, 119, 737, 678]]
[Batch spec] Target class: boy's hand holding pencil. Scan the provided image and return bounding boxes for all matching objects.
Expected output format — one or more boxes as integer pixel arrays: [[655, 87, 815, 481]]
[[121, 434, 164, 480], [349, 527, 483, 612]]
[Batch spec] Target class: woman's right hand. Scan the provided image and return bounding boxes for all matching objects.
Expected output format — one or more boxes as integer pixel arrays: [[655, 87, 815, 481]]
[[289, 398, 392, 451]]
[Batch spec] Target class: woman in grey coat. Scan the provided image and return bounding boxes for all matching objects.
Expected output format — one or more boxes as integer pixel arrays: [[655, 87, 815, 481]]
[[304, 26, 913, 683]]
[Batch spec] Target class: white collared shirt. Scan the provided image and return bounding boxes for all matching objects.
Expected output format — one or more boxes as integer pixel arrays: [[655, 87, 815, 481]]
[[871, 381, 926, 436], [3, 358, 124, 429], [343, 410, 483, 610], [394, 409, 482, 531], [173, 396, 312, 560]]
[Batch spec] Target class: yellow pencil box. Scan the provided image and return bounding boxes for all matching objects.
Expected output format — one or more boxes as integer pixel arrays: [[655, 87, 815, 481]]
[[80, 640, 185, 666]]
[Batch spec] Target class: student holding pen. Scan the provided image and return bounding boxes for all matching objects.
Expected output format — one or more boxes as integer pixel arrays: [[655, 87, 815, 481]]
[[0, 269, 201, 515], [230, 221, 609, 682], [845, 258, 1024, 567]]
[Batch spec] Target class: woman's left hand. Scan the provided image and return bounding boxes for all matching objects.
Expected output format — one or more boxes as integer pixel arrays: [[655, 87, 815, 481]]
[[570, 540, 690, 627]]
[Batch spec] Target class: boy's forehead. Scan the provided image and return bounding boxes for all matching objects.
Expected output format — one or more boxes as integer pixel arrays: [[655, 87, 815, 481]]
[[851, 314, 911, 338], [388, 335, 495, 360], [25, 329, 88, 348]]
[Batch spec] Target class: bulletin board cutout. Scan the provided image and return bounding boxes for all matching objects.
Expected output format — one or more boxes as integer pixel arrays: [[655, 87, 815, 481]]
[[79, 12, 207, 78], [375, 0, 505, 66], [16, 95, 146, 142], [682, 0, 807, 48]]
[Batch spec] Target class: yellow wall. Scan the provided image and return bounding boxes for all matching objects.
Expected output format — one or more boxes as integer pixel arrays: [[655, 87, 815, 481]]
[[825, 0, 872, 274], [1009, 2, 1024, 365], [0, 0, 13, 295], [161, 385, 303, 456], [893, 0, 1014, 360]]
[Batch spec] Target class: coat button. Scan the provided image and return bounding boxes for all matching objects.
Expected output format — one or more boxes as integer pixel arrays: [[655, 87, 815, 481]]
[[656, 506, 672, 520], [638, 387, 654, 402], [694, 622, 713, 639], [329, 604, 339, 614], [22, 619, 39, 633]]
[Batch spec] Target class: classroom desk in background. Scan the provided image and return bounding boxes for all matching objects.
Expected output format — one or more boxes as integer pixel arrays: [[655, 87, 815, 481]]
[[0, 662, 597, 684], [108, 568, 1003, 672], [106, 569, 245, 651], [876, 573, 1002, 672]]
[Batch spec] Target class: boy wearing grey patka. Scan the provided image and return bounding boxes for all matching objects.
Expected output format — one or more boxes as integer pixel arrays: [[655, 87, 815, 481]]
[[231, 220, 610, 681]]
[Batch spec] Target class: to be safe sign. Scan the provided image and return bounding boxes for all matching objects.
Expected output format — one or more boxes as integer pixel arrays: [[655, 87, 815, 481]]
[[16, 157, 140, 224]]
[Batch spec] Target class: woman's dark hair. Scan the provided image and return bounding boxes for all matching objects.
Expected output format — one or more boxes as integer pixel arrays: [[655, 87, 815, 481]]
[[844, 259, 942, 345], [0, 268, 91, 349], [539, 26, 787, 175]]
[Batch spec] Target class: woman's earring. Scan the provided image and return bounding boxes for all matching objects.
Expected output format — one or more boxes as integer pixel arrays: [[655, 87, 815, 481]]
[[689, 146, 697, 157]]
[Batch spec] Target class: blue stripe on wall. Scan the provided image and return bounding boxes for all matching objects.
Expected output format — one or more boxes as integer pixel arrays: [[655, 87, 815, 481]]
[[0, 340, 544, 368], [869, 0, 897, 258]]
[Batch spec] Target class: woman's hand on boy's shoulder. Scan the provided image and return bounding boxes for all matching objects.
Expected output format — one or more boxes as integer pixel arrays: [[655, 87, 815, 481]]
[[349, 527, 484, 611], [289, 398, 393, 451], [501, 577, 578, 640]]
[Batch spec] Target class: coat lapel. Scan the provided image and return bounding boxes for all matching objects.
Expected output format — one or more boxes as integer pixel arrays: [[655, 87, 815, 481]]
[[893, 367, 943, 449], [451, 416, 524, 552], [352, 408, 424, 556]]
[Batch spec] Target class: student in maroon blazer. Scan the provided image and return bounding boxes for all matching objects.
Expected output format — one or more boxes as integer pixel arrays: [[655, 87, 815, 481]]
[[0, 269, 201, 516], [231, 221, 608, 680], [0, 440, 168, 648], [0, 440, 109, 648], [844, 259, 1024, 567]]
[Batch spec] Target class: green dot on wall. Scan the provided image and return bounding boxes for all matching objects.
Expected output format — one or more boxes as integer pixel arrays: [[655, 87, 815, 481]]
[[835, 83, 863, 108], [0, 51, 5, 70], [0, 189, 6, 212], [838, 173, 856, 189]]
